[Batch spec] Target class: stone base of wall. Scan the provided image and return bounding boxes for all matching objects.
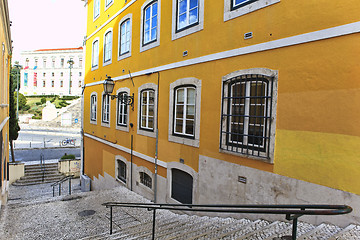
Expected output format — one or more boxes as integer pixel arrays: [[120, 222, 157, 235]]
[[197, 155, 360, 227]]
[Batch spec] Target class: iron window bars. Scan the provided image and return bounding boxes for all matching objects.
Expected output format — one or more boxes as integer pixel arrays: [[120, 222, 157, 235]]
[[220, 74, 274, 159]]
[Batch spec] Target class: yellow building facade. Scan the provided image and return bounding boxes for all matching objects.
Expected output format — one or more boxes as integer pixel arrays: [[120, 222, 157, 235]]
[[0, 0, 12, 207], [83, 0, 360, 225]]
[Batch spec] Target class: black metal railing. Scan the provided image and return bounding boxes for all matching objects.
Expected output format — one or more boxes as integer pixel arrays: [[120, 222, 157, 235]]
[[102, 202, 352, 240], [40, 153, 45, 182], [51, 175, 74, 197]]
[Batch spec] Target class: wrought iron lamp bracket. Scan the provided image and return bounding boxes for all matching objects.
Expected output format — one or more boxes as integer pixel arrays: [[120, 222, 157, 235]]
[[108, 93, 134, 111]]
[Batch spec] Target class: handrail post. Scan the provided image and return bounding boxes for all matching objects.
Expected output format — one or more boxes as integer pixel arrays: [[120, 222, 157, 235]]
[[69, 177, 72, 195], [292, 217, 298, 240], [110, 206, 113, 235], [59, 183, 61, 196], [152, 208, 156, 240], [53, 186, 55, 197]]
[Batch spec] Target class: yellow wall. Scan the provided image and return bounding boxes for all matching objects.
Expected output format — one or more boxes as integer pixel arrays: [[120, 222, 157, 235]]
[[83, 0, 360, 195]]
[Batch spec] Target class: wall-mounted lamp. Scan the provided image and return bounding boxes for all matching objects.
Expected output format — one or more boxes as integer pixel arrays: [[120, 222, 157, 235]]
[[103, 75, 134, 110]]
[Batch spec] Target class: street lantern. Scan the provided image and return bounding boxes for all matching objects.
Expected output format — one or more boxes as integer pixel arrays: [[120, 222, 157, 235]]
[[67, 59, 74, 95], [103, 75, 134, 110]]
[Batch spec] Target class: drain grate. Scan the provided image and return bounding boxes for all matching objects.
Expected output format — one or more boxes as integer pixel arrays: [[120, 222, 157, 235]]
[[78, 210, 96, 217]]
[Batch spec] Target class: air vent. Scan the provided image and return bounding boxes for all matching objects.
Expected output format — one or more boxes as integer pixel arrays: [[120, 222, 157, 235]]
[[244, 32, 253, 40], [238, 176, 247, 184], [183, 50, 188, 57]]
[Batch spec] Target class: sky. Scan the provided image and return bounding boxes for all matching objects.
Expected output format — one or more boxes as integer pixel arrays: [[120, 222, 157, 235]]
[[8, 0, 87, 63]]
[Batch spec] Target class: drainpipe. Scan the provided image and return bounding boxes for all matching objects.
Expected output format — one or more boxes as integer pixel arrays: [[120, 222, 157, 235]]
[[154, 72, 160, 203]]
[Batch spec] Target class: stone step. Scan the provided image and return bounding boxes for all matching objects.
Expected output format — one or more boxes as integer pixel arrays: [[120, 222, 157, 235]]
[[190, 218, 252, 240], [25, 166, 58, 173], [25, 163, 58, 169], [328, 224, 360, 240], [20, 172, 63, 179], [298, 223, 342, 240], [263, 221, 316, 240], [162, 217, 233, 240], [214, 219, 270, 240], [238, 220, 290, 240], [12, 178, 63, 186]]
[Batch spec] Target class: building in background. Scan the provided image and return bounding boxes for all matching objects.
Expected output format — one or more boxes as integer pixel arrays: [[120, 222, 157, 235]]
[[82, 0, 360, 226], [0, 0, 12, 207], [19, 47, 84, 96]]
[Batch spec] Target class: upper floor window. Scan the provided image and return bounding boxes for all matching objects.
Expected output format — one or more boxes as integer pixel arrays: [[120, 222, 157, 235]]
[[92, 39, 99, 69], [177, 0, 199, 31], [102, 94, 110, 125], [140, 89, 155, 131], [60, 80, 63, 88], [94, 0, 100, 20], [43, 59, 47, 68], [25, 58, 29, 67], [61, 72, 63, 77], [79, 72, 82, 77], [174, 86, 196, 137], [220, 69, 278, 161], [61, 58, 64, 67], [90, 93, 97, 123], [78, 80, 82, 88], [117, 92, 128, 127], [51, 80, 55, 87], [52, 59, 55, 68], [143, 1, 158, 45], [43, 80, 46, 87], [52, 72, 55, 77], [79, 58, 82, 67], [34, 59, 38, 67], [224, 0, 280, 21], [172, 0, 204, 40], [43, 73, 46, 77], [140, 0, 161, 52], [120, 19, 131, 56], [105, 0, 113, 9], [104, 30, 113, 64]]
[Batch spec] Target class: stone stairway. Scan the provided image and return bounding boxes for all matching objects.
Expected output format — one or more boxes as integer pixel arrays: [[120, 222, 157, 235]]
[[79, 207, 360, 240], [12, 163, 65, 186]]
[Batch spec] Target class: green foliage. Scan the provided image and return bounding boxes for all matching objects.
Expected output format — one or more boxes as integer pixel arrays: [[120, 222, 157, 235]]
[[14, 92, 27, 110], [40, 97, 46, 104], [60, 154, 76, 160], [31, 115, 41, 120], [61, 96, 79, 100], [35, 110, 42, 115], [35, 102, 42, 105], [9, 66, 20, 142], [22, 105, 31, 111]]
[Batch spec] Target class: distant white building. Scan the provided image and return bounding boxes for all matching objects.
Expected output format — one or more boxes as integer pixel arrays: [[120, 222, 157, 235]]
[[19, 47, 84, 96]]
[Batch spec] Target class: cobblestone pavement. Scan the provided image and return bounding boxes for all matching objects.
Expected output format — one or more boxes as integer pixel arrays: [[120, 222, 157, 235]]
[[0, 182, 152, 240]]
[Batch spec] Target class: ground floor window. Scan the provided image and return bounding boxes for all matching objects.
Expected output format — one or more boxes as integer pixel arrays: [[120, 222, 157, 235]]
[[117, 160, 126, 183], [171, 169, 193, 204], [139, 172, 152, 189]]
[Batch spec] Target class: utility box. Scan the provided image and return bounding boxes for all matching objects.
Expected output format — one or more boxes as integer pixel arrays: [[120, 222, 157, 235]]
[[81, 174, 91, 192]]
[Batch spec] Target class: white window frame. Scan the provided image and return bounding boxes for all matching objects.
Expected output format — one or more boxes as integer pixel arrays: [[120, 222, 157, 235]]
[[140, 0, 161, 52], [118, 14, 132, 61], [224, 0, 280, 22], [220, 68, 278, 162], [103, 28, 113, 66], [105, 0, 114, 11], [171, 0, 204, 40], [91, 38, 99, 71], [137, 83, 158, 138], [115, 155, 129, 187], [173, 86, 196, 137], [116, 87, 130, 132], [90, 92, 97, 125], [169, 78, 201, 148], [94, 0, 100, 21], [101, 93, 111, 128]]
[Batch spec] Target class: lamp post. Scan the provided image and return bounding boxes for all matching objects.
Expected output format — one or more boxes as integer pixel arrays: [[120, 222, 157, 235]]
[[67, 59, 74, 95], [14, 64, 22, 119]]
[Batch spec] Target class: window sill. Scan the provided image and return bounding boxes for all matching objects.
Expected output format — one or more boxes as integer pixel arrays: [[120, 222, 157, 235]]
[[219, 148, 273, 164], [116, 124, 129, 132], [90, 120, 97, 125], [137, 128, 156, 138], [168, 135, 199, 148], [101, 121, 110, 128], [103, 59, 112, 67], [91, 65, 99, 71]]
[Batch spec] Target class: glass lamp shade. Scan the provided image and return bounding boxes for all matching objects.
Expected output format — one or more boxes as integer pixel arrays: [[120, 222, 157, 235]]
[[103, 76, 115, 95]]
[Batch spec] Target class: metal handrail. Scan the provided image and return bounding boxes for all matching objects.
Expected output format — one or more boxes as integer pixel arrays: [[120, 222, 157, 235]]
[[51, 175, 74, 197], [102, 202, 352, 240], [40, 153, 45, 182]]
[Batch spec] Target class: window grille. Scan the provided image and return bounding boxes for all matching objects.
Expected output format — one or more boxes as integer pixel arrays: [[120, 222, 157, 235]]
[[140, 172, 152, 188], [220, 74, 274, 159]]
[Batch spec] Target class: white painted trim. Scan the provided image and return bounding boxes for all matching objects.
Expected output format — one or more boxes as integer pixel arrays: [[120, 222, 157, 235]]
[[90, 92, 98, 125], [85, 21, 360, 88], [87, 0, 137, 41], [0, 117, 9, 131], [137, 83, 158, 138], [100, 92, 111, 128], [0, 104, 8, 108], [84, 133, 167, 168], [91, 37, 100, 71], [103, 28, 113, 66], [104, 0, 114, 12]]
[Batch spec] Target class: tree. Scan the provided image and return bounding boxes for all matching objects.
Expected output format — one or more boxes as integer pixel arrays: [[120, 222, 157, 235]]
[[9, 66, 20, 162], [15, 92, 27, 110]]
